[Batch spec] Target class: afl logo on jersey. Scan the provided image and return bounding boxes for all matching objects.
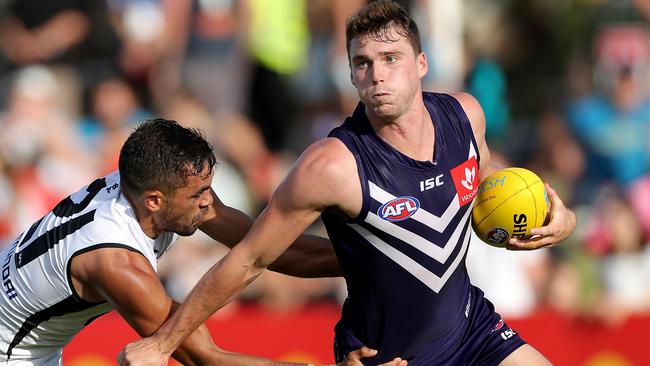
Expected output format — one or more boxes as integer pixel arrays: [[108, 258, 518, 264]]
[[378, 196, 420, 222]]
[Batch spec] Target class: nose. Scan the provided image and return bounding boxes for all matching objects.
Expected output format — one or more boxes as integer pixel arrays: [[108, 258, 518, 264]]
[[370, 63, 385, 84], [200, 190, 213, 208]]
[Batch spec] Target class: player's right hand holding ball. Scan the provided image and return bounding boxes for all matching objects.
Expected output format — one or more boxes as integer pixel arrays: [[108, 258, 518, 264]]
[[507, 182, 576, 250]]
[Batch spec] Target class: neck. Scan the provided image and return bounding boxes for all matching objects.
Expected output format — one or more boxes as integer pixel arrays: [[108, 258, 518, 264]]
[[366, 93, 434, 162]]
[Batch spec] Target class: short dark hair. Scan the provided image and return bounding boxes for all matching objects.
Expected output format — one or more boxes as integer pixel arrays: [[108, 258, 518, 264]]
[[345, 0, 422, 58], [118, 118, 216, 195]]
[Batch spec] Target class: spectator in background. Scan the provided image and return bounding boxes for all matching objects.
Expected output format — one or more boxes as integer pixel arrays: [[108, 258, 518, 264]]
[[178, 0, 280, 206], [581, 186, 650, 324], [243, 0, 308, 152], [105, 0, 187, 106], [106, 0, 292, 208], [0, 0, 120, 104], [0, 0, 90, 66], [78, 76, 150, 174], [567, 24, 650, 240], [0, 65, 94, 236], [238, 0, 310, 202]]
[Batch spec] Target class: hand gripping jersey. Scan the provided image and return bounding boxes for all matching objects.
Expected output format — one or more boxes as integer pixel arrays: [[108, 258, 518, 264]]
[[0, 171, 178, 365], [323, 93, 486, 365]]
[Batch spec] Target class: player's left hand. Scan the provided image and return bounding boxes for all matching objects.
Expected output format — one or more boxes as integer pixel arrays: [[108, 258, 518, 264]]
[[337, 347, 407, 366], [506, 183, 576, 251]]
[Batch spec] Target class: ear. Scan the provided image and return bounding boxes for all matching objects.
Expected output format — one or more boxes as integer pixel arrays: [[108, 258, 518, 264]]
[[350, 70, 357, 87], [417, 52, 428, 79], [143, 190, 165, 212]]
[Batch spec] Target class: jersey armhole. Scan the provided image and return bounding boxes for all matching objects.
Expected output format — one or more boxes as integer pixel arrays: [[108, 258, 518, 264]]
[[328, 133, 370, 223], [443, 93, 482, 164], [65, 244, 148, 305]]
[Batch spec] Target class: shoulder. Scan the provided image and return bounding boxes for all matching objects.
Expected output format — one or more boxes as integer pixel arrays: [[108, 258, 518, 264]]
[[449, 92, 487, 140], [70, 246, 155, 303], [449, 92, 485, 125], [294, 137, 357, 179], [279, 137, 359, 210], [76, 246, 155, 289]]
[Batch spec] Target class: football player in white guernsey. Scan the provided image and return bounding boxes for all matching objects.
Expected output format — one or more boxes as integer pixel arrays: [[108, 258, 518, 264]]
[[120, 2, 577, 366], [0, 118, 404, 366]]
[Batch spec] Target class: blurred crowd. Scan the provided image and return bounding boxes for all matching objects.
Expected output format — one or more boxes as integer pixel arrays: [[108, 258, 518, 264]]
[[1, 0, 650, 327]]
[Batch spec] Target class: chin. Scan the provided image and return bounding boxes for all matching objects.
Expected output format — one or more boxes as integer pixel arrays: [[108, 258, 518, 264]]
[[175, 228, 198, 237], [374, 106, 399, 119], [174, 224, 200, 236]]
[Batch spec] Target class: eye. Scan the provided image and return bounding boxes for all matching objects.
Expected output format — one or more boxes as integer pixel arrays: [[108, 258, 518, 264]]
[[354, 60, 369, 69], [386, 55, 398, 63]]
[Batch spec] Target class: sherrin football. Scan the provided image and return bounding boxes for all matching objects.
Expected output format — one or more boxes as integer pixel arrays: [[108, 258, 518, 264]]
[[471, 167, 549, 247]]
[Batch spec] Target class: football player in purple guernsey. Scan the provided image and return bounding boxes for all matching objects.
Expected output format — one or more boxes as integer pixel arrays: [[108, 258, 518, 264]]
[[120, 1, 576, 365]]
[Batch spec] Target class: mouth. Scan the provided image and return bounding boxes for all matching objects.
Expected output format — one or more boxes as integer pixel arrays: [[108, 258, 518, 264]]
[[193, 210, 208, 227], [372, 92, 392, 102]]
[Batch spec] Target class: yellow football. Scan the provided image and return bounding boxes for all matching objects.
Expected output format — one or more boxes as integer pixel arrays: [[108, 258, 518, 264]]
[[471, 167, 549, 247]]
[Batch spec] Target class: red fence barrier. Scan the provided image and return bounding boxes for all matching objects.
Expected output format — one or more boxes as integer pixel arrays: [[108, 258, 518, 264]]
[[63, 303, 648, 366]]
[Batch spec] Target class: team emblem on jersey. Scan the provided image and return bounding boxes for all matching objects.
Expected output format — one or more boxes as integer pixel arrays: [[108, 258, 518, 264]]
[[450, 157, 479, 207], [378, 196, 420, 222]]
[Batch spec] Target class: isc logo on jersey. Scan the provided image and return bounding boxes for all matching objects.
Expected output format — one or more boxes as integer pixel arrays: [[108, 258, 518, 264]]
[[378, 196, 420, 222], [450, 157, 479, 206]]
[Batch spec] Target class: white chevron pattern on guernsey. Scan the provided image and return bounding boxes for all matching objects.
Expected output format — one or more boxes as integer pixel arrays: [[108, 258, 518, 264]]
[[468, 141, 477, 159], [365, 204, 472, 263], [369, 181, 460, 232], [356, 142, 478, 292], [367, 142, 477, 233], [348, 222, 471, 293]]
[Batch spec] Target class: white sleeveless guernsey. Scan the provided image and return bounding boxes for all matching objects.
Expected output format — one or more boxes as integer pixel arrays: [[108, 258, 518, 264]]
[[0, 171, 178, 365]]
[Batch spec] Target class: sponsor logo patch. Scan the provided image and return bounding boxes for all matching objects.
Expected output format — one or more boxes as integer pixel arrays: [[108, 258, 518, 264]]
[[450, 157, 479, 206], [378, 196, 420, 222], [490, 319, 505, 334]]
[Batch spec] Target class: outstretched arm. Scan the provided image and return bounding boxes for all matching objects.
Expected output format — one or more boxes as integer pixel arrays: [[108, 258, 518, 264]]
[[199, 189, 342, 277], [119, 139, 360, 365], [72, 247, 314, 365], [453, 92, 576, 249]]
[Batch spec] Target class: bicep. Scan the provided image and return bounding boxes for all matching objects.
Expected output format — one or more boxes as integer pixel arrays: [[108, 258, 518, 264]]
[[84, 250, 172, 336], [236, 142, 350, 269], [241, 173, 325, 269], [81, 250, 218, 365]]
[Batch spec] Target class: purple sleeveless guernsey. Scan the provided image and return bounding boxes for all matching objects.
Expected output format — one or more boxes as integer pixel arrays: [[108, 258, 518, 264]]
[[323, 92, 491, 364]]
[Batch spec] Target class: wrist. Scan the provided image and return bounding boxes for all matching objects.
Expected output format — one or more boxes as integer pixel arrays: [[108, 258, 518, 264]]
[[150, 332, 175, 357]]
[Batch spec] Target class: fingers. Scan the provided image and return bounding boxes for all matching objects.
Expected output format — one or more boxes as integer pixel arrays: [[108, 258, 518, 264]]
[[526, 182, 574, 242], [343, 347, 377, 363], [340, 349, 407, 366], [379, 358, 407, 366], [529, 224, 553, 237], [357, 347, 378, 358], [544, 182, 568, 214], [507, 235, 550, 250], [545, 183, 559, 203], [503, 182, 576, 251]]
